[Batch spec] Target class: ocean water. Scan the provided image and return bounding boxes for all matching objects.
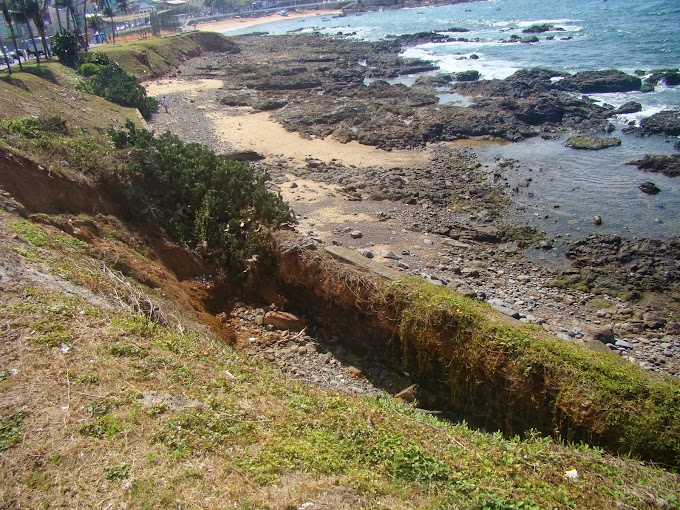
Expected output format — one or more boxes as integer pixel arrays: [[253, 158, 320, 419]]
[[221, 0, 680, 239]]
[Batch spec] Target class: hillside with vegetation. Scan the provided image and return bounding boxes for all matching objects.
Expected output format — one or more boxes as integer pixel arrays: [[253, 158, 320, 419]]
[[1, 34, 680, 509]]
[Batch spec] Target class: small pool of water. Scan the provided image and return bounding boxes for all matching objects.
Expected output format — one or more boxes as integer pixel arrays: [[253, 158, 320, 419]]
[[437, 92, 472, 107], [476, 133, 680, 240]]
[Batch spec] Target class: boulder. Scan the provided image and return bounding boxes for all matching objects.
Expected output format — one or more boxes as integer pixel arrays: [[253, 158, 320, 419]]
[[639, 182, 660, 195], [554, 70, 642, 93], [394, 384, 418, 402], [584, 324, 615, 344], [262, 311, 307, 331], [615, 101, 642, 114], [452, 70, 480, 82]]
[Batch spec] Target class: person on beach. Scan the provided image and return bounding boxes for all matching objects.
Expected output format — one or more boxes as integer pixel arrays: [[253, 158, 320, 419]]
[[160, 96, 169, 113]]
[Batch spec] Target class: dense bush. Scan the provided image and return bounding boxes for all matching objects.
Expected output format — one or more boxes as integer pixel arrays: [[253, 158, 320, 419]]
[[77, 63, 158, 119], [52, 29, 81, 68], [80, 51, 114, 67], [78, 63, 101, 77], [109, 121, 290, 276]]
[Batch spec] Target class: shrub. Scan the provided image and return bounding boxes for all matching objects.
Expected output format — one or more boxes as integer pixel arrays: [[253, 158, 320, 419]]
[[78, 63, 101, 77], [52, 29, 81, 68], [1, 116, 69, 138], [77, 64, 158, 119], [109, 121, 290, 276], [81, 51, 114, 67]]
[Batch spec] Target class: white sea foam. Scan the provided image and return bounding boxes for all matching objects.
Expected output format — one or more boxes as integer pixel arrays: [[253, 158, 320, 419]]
[[516, 18, 581, 28], [403, 47, 519, 80]]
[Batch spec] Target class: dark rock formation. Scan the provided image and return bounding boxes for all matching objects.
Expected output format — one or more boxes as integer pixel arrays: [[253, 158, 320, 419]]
[[639, 182, 660, 195], [522, 23, 565, 34], [616, 101, 642, 114], [183, 35, 626, 149], [644, 68, 680, 87], [564, 235, 680, 299], [637, 110, 680, 136], [627, 154, 680, 178], [452, 70, 480, 82], [554, 70, 642, 93]]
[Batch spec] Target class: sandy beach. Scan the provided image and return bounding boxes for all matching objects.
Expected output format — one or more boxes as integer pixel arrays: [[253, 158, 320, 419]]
[[186, 9, 342, 34], [145, 78, 430, 169]]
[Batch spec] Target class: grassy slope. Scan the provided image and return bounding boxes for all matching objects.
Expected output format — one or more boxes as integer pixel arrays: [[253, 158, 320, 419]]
[[0, 35, 679, 509], [0, 63, 141, 131], [92, 32, 239, 79], [1, 212, 679, 509]]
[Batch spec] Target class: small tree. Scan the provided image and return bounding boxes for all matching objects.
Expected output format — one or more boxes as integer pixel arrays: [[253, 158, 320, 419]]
[[52, 28, 80, 67]]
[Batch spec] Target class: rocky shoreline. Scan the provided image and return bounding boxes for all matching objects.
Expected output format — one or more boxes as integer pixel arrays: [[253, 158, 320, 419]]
[[145, 32, 680, 380]]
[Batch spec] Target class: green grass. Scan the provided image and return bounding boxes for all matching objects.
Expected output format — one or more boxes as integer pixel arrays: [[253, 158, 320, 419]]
[[93, 32, 238, 79], [0, 62, 140, 131], [11, 220, 49, 247], [0, 411, 27, 452]]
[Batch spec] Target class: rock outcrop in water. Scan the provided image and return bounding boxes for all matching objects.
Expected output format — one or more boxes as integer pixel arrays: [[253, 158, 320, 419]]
[[553, 70, 642, 93], [624, 110, 680, 137], [186, 35, 623, 149], [627, 154, 680, 178], [564, 135, 621, 150]]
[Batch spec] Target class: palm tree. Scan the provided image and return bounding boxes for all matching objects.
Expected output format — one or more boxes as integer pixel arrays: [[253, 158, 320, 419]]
[[8, 0, 41, 63], [1, 0, 23, 68], [98, 0, 115, 44], [62, 0, 83, 44], [53, 0, 63, 29], [25, 0, 52, 57]]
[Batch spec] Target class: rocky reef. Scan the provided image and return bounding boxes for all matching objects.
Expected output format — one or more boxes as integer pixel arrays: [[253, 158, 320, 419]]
[[182, 35, 663, 149]]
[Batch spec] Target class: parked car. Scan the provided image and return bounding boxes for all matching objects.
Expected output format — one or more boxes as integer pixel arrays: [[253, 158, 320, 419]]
[[0, 54, 15, 65]]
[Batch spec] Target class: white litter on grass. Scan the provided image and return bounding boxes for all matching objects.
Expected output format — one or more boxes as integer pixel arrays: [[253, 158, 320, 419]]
[[564, 469, 579, 482]]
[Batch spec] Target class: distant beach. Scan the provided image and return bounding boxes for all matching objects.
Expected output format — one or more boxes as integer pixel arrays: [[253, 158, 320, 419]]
[[186, 9, 342, 34]]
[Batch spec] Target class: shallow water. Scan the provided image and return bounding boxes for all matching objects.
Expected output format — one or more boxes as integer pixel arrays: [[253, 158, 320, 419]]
[[222, 0, 680, 239], [477, 133, 680, 239]]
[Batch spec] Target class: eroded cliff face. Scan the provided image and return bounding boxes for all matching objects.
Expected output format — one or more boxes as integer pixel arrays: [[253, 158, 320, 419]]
[[3, 141, 679, 467], [261, 234, 680, 467], [0, 148, 207, 282], [0, 149, 121, 217]]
